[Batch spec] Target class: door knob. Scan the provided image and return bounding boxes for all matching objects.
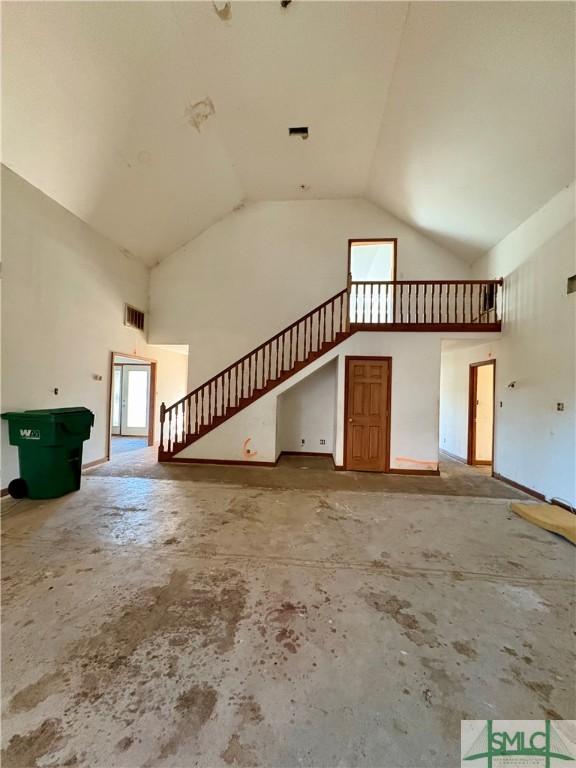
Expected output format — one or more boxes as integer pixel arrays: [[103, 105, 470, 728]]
[[348, 418, 353, 423]]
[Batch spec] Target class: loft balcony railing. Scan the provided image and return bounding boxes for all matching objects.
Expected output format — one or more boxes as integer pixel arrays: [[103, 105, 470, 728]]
[[159, 278, 503, 459], [349, 278, 503, 331]]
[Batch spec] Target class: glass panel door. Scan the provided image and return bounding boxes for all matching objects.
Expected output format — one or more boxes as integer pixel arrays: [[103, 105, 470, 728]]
[[112, 366, 122, 435], [120, 365, 150, 437]]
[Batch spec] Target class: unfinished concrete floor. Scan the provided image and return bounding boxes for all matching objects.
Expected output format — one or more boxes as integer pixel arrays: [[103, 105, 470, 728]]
[[88, 448, 528, 500], [2, 460, 574, 767]]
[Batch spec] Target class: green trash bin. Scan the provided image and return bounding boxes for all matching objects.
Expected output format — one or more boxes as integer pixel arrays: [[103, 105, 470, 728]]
[[2, 407, 95, 499]]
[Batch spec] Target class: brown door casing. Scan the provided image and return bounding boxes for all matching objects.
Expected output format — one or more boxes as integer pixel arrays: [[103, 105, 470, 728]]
[[344, 356, 391, 472], [467, 359, 496, 466]]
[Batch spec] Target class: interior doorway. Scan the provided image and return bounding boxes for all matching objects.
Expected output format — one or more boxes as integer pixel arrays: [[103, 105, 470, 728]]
[[468, 360, 495, 466], [348, 239, 396, 323], [108, 353, 156, 457], [344, 356, 392, 472]]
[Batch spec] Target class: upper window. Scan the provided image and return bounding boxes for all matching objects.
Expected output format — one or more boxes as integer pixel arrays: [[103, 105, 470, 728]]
[[348, 239, 396, 282]]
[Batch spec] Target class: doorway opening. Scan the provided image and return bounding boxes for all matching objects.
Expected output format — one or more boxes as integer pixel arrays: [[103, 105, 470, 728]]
[[468, 360, 495, 467], [343, 356, 392, 472], [348, 239, 396, 323], [108, 353, 156, 457]]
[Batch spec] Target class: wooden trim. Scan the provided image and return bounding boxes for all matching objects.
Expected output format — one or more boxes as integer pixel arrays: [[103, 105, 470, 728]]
[[148, 362, 157, 448], [82, 457, 108, 470], [388, 468, 441, 476], [439, 449, 467, 464], [492, 472, 546, 501], [343, 355, 392, 472], [1, 487, 9, 497], [107, 352, 157, 458], [160, 450, 336, 468], [281, 451, 333, 459], [160, 456, 277, 467], [348, 239, 398, 283], [351, 322, 502, 333], [550, 498, 575, 512], [467, 359, 496, 466]]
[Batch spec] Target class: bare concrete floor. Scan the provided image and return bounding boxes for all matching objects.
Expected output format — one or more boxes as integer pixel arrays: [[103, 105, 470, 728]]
[[87, 448, 529, 500], [1, 469, 574, 767]]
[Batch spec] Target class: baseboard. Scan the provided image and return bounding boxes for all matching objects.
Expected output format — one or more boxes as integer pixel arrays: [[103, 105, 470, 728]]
[[333, 465, 439, 475], [162, 451, 337, 469], [82, 457, 109, 470], [1, 487, 9, 497], [492, 472, 546, 501], [281, 451, 333, 458], [439, 449, 467, 464], [388, 468, 440, 476], [474, 460, 492, 466], [161, 457, 277, 467]]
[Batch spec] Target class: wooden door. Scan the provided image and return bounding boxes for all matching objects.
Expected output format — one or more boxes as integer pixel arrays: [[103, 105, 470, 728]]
[[468, 360, 495, 466], [345, 357, 391, 471]]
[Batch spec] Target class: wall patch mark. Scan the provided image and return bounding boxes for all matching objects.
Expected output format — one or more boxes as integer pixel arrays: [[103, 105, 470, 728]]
[[185, 98, 216, 132]]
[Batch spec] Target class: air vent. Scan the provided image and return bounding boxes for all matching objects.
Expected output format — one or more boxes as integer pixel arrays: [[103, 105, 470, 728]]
[[289, 126, 309, 140], [124, 304, 145, 331]]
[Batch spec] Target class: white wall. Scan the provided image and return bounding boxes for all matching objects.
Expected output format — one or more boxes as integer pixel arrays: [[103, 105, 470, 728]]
[[276, 360, 337, 455], [439, 341, 496, 461], [150, 199, 471, 390], [1, 167, 188, 487], [440, 183, 576, 505], [175, 330, 498, 468]]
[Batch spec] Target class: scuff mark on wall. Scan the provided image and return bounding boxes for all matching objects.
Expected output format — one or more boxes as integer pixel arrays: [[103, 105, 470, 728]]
[[212, 2, 232, 21], [185, 98, 216, 133]]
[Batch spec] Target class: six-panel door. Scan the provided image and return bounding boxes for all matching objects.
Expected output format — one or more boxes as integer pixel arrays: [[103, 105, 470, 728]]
[[345, 358, 391, 471]]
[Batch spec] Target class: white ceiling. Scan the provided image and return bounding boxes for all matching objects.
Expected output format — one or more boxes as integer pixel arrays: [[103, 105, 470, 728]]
[[2, 2, 574, 266]]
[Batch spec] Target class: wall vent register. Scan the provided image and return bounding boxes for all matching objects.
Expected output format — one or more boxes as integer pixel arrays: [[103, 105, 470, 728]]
[[124, 304, 145, 331]]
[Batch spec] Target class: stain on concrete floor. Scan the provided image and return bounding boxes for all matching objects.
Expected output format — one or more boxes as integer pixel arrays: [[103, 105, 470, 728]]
[[1, 473, 573, 767], [85, 449, 530, 500]]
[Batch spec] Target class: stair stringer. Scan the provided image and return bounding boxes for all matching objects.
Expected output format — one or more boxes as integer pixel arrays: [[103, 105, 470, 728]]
[[171, 342, 349, 464]]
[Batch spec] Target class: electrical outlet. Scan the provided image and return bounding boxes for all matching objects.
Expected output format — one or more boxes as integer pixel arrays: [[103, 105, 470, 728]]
[[320, 439, 326, 445], [301, 438, 305, 445], [557, 402, 565, 412]]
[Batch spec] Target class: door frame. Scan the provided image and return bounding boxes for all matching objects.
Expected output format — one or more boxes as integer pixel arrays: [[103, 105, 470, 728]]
[[467, 359, 496, 466], [347, 238, 398, 282], [343, 355, 392, 472], [106, 352, 157, 460]]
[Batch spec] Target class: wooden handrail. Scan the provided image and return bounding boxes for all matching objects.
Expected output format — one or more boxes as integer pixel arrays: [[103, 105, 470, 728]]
[[164, 288, 348, 413], [351, 278, 504, 286], [159, 278, 504, 458]]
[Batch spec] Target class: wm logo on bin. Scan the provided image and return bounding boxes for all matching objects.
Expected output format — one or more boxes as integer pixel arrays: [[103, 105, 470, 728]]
[[19, 429, 40, 440]]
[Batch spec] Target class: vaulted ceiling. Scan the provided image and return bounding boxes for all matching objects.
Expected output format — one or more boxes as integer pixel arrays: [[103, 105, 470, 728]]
[[3, 1, 574, 265]]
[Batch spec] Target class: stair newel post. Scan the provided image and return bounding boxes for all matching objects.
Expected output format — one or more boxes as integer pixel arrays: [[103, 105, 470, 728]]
[[167, 407, 172, 453], [159, 402, 166, 454]]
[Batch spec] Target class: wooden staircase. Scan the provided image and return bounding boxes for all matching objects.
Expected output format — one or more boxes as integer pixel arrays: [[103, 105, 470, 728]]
[[159, 289, 352, 460], [158, 277, 504, 461]]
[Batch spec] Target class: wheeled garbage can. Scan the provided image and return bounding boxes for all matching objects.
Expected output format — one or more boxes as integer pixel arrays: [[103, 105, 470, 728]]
[[1, 407, 95, 499]]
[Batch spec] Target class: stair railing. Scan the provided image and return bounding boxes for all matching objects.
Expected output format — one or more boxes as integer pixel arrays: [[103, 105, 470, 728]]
[[349, 278, 503, 326], [159, 288, 349, 457]]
